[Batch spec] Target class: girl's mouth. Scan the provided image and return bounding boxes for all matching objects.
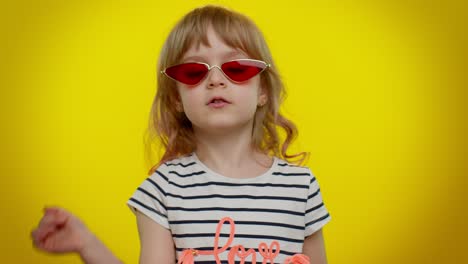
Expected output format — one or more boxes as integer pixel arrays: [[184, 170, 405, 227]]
[[207, 97, 231, 108]]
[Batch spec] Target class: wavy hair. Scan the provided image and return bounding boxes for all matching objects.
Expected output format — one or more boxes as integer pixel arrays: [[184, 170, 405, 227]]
[[145, 5, 308, 175]]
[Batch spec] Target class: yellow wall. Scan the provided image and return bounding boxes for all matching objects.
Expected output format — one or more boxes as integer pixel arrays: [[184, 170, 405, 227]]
[[1, 0, 466, 263]]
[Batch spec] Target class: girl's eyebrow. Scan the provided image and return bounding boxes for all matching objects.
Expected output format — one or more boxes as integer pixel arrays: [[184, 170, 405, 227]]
[[182, 50, 246, 62], [223, 50, 246, 59], [182, 55, 205, 62]]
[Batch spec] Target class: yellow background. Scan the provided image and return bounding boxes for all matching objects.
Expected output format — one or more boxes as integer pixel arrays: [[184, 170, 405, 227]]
[[1, 0, 466, 263]]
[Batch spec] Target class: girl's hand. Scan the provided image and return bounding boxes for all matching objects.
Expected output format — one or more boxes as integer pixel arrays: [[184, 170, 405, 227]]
[[31, 206, 93, 254]]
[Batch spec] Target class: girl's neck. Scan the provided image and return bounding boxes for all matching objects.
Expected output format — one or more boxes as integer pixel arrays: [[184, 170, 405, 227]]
[[193, 126, 272, 178]]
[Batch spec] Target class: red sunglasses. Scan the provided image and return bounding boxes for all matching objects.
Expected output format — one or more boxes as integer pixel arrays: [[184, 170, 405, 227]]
[[161, 59, 270, 85]]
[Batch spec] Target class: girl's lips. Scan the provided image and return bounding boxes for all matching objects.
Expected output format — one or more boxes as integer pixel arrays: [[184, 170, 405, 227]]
[[206, 96, 231, 106], [208, 100, 230, 108]]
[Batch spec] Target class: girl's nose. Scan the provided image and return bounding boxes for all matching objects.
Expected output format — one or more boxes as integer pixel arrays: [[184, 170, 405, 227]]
[[206, 67, 226, 88]]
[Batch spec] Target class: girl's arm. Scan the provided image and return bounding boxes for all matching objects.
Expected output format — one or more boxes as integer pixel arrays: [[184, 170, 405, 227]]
[[78, 233, 123, 264], [135, 210, 176, 264], [302, 229, 328, 264]]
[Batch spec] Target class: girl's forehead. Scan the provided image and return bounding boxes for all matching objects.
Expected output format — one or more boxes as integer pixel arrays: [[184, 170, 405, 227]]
[[181, 27, 249, 62]]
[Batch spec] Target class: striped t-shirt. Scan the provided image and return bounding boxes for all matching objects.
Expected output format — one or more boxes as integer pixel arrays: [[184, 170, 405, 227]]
[[127, 153, 331, 263]]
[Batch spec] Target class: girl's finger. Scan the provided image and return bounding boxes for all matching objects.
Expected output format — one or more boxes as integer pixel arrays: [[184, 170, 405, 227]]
[[31, 229, 39, 243], [39, 208, 68, 227], [31, 228, 52, 247], [33, 235, 53, 252], [33, 225, 56, 242], [53, 208, 70, 224], [34, 213, 64, 240]]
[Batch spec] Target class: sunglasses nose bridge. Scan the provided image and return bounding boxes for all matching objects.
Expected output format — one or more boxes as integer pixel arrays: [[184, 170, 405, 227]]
[[207, 65, 222, 71], [206, 65, 228, 81]]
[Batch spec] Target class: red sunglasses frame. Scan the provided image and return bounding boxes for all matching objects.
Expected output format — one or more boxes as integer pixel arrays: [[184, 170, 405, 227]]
[[161, 59, 271, 86]]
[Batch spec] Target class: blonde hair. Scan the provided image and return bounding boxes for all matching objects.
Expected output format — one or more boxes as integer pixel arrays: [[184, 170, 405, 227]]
[[145, 5, 308, 175]]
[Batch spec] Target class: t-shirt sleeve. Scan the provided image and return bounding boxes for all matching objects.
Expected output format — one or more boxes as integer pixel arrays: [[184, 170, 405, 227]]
[[304, 168, 331, 237], [127, 169, 170, 229]]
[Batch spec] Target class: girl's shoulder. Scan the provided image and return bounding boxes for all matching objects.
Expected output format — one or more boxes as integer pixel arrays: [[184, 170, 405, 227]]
[[275, 157, 315, 181], [274, 157, 315, 176], [151, 153, 197, 174], [275, 157, 309, 169], [162, 153, 196, 166]]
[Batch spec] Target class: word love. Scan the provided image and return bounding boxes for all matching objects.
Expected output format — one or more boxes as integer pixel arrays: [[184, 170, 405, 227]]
[[177, 217, 310, 264]]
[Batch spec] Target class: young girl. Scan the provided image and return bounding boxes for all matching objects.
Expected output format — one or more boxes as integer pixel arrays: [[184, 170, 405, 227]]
[[32, 5, 331, 264]]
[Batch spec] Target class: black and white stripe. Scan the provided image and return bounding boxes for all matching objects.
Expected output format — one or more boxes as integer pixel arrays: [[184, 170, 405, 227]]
[[127, 153, 331, 263]]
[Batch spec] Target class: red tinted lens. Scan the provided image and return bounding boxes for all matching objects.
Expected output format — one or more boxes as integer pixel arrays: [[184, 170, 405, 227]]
[[221, 60, 266, 82], [165, 63, 208, 85]]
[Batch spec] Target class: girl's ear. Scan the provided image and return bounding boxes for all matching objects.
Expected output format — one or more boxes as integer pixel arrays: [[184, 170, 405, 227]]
[[174, 91, 184, 112], [175, 101, 184, 112], [258, 86, 268, 107]]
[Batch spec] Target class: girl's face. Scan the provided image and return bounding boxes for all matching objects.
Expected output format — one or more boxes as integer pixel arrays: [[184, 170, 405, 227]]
[[175, 27, 267, 136]]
